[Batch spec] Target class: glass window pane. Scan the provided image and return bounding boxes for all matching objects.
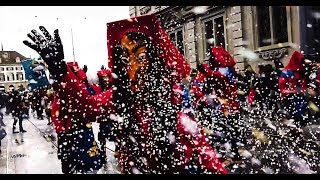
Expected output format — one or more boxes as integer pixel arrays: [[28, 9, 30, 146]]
[[0, 74, 4, 82], [311, 7, 320, 36], [309, 7, 320, 58], [204, 20, 214, 53], [176, 30, 184, 55], [169, 33, 176, 44], [19, 74, 23, 80], [272, 6, 288, 44], [257, 6, 272, 47], [214, 16, 225, 48]]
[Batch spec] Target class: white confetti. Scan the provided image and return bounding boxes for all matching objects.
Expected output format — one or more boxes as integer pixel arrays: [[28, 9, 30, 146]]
[[251, 157, 261, 166], [262, 166, 274, 174], [180, 115, 198, 135], [167, 133, 176, 144], [132, 167, 141, 174], [265, 119, 277, 131]]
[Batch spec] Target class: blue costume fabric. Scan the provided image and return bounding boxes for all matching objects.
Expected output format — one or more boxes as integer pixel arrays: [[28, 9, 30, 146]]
[[181, 84, 191, 109], [68, 82, 105, 173]]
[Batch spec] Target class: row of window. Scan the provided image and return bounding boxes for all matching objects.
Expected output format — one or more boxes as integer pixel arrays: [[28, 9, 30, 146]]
[[168, 6, 291, 57], [0, 73, 24, 82], [0, 66, 24, 71]]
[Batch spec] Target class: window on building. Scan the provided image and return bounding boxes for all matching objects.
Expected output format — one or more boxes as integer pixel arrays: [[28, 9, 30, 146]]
[[139, 6, 151, 15], [203, 15, 226, 56], [6, 67, 14, 71], [257, 6, 289, 47], [17, 73, 24, 81], [155, 6, 161, 12], [169, 28, 185, 55], [0, 74, 5, 82], [311, 7, 320, 37], [0, 67, 4, 71], [15, 67, 18, 71], [307, 7, 320, 58], [7, 73, 14, 81]]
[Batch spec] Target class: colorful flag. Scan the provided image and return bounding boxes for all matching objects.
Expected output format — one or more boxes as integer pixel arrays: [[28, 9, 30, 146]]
[[21, 59, 50, 90]]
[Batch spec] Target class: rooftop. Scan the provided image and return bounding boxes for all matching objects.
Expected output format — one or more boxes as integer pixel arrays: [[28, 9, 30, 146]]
[[0, 51, 27, 65]]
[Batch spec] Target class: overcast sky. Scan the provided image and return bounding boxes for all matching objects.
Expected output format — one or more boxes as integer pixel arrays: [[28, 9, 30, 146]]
[[0, 6, 129, 73]]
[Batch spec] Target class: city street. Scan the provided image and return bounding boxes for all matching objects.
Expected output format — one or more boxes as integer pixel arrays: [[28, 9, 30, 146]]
[[1, 110, 319, 174], [0, 112, 119, 174], [0, 114, 61, 174]]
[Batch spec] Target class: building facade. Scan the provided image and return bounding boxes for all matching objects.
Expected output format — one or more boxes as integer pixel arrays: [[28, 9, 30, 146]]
[[129, 6, 319, 72], [0, 51, 28, 92]]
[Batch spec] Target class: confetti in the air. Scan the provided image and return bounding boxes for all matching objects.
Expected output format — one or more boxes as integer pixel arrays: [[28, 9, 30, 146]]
[[15, 12, 320, 175], [252, 128, 270, 143], [309, 102, 319, 112]]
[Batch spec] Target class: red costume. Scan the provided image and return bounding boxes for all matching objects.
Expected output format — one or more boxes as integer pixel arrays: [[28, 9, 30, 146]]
[[51, 62, 105, 174], [54, 14, 227, 174], [51, 62, 101, 133], [200, 46, 241, 115], [278, 51, 309, 126], [191, 71, 208, 107], [279, 51, 307, 97]]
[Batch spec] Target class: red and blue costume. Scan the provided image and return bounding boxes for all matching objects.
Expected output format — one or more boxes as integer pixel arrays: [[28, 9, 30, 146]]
[[51, 62, 105, 174], [279, 51, 308, 126], [54, 14, 227, 174]]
